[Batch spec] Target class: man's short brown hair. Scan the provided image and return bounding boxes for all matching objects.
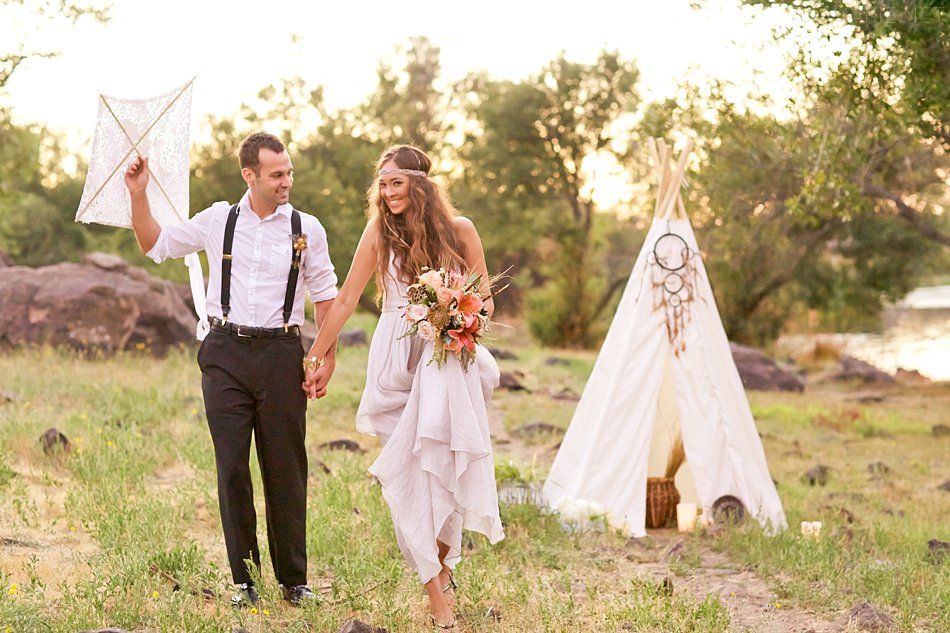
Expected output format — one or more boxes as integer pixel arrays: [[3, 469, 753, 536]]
[[239, 132, 286, 174]]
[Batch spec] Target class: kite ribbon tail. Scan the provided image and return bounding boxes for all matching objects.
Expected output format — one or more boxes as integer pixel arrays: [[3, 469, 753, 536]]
[[184, 253, 210, 341]]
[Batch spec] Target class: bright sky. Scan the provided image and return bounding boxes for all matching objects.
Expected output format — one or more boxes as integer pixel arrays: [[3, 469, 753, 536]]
[[3, 0, 798, 209], [5, 0, 795, 137]]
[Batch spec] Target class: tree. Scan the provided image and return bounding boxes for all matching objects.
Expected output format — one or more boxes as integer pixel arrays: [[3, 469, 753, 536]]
[[646, 79, 941, 343], [455, 51, 641, 346], [351, 36, 446, 152], [743, 0, 950, 246], [1, 0, 110, 89]]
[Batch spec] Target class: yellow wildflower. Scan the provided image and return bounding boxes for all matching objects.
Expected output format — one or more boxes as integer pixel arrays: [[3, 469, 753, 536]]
[[262, 609, 270, 616], [249, 607, 258, 615], [8, 583, 17, 595], [151, 591, 159, 599]]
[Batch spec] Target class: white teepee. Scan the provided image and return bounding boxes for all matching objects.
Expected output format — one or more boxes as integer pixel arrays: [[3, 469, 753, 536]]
[[543, 138, 786, 537]]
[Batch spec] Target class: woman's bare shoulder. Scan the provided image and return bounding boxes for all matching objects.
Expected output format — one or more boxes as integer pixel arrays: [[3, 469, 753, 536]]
[[452, 215, 478, 235]]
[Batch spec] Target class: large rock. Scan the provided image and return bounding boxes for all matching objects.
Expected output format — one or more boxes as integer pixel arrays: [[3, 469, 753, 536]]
[[729, 343, 805, 392], [0, 253, 196, 354], [834, 356, 896, 385]]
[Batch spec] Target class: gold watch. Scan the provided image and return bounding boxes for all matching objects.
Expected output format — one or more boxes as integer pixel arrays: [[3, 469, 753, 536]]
[[302, 355, 326, 371]]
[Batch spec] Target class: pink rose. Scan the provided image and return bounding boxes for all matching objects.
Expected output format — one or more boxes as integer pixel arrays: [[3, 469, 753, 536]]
[[407, 304, 429, 321]]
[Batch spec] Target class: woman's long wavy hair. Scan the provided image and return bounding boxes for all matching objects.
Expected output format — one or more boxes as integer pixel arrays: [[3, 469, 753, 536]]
[[367, 145, 467, 301]]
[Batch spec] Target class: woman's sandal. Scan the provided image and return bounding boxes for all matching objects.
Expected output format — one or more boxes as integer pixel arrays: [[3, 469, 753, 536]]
[[430, 615, 458, 630], [441, 571, 457, 594]]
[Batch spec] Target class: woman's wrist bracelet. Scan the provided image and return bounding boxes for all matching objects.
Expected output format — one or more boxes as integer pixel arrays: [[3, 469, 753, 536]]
[[302, 355, 326, 371]]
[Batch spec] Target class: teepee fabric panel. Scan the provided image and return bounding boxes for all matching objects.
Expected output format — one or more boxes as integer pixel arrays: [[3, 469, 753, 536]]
[[544, 192, 787, 536]]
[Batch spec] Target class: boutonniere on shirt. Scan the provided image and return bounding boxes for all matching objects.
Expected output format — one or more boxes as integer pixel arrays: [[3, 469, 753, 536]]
[[292, 233, 308, 253]]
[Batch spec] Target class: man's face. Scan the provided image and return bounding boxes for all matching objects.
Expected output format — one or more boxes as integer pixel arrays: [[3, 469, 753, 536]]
[[244, 148, 293, 207]]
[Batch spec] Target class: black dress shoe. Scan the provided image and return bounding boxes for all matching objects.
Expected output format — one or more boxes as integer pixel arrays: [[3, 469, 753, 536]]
[[281, 584, 316, 606], [230, 583, 260, 608]]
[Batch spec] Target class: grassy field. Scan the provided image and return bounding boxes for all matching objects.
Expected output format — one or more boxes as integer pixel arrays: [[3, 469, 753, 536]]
[[0, 315, 947, 632]]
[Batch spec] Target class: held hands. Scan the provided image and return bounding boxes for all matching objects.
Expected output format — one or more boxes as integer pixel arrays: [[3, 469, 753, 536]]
[[303, 359, 335, 400], [124, 156, 150, 194]]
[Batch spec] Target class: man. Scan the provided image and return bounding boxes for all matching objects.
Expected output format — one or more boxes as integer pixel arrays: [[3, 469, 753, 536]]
[[124, 132, 337, 606]]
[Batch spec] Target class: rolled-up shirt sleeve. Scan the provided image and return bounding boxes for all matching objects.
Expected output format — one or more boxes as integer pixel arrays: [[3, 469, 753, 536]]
[[146, 204, 219, 264], [303, 219, 339, 302]]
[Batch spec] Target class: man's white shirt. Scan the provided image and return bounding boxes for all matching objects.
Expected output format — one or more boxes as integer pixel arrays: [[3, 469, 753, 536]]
[[147, 191, 338, 328]]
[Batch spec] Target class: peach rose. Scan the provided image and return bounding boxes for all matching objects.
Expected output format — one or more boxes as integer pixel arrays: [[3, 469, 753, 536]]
[[417, 321, 436, 341], [436, 286, 454, 306], [419, 270, 444, 290]]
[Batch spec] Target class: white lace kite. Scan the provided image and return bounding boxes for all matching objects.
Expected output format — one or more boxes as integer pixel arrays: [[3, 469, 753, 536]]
[[75, 78, 210, 340]]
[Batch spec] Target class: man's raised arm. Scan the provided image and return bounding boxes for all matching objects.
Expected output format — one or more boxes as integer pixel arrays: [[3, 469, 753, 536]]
[[124, 156, 162, 255]]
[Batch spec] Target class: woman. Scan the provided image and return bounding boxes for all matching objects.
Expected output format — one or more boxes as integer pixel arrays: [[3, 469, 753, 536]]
[[303, 145, 504, 628]]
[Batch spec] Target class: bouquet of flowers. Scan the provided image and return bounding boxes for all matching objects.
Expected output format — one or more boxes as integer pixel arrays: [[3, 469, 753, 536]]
[[400, 267, 492, 371]]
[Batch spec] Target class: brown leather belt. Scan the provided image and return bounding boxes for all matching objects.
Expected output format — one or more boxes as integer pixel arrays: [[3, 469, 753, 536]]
[[209, 316, 300, 339]]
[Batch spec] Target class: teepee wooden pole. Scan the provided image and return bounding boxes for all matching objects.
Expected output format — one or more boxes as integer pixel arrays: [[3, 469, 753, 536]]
[[658, 139, 693, 220]]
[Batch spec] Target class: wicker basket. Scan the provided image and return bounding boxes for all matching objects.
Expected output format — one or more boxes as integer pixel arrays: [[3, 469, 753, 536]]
[[646, 477, 680, 528]]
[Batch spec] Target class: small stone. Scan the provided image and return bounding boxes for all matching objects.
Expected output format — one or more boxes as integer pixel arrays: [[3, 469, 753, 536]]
[[488, 347, 517, 360], [39, 427, 71, 454], [819, 505, 855, 524], [659, 576, 674, 596], [867, 462, 890, 476], [314, 460, 332, 475], [485, 606, 502, 621], [544, 356, 571, 366], [939, 480, 950, 492], [511, 422, 564, 439], [339, 328, 368, 347], [498, 371, 528, 391], [839, 601, 895, 631], [0, 391, 15, 404], [550, 387, 580, 401], [932, 424, 950, 438], [337, 619, 388, 633], [319, 439, 365, 453], [927, 539, 949, 562], [803, 464, 830, 486], [834, 526, 854, 542], [852, 393, 886, 403]]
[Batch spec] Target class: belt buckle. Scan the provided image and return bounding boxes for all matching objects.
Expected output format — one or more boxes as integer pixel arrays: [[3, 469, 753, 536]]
[[236, 325, 252, 338]]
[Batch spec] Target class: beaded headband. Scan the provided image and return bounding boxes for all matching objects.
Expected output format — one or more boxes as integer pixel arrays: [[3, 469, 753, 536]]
[[379, 168, 427, 178]]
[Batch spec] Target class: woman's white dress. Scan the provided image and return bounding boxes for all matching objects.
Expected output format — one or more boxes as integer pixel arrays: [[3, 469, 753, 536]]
[[356, 264, 505, 583]]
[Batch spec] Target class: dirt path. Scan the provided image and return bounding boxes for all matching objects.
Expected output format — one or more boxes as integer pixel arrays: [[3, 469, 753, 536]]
[[491, 404, 841, 633], [631, 532, 838, 632]]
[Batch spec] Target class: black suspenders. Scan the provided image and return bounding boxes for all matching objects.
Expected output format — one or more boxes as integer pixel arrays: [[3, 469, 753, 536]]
[[220, 204, 240, 323], [220, 204, 303, 331], [283, 210, 303, 331]]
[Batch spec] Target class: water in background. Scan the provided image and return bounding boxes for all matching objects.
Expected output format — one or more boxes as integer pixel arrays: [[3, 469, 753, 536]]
[[780, 286, 950, 382]]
